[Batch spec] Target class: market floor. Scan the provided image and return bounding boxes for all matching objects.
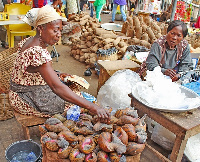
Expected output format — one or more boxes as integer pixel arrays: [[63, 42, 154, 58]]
[[0, 11, 175, 162]]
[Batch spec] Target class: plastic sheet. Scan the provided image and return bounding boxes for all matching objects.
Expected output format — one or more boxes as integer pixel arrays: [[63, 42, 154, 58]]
[[97, 69, 141, 112], [184, 133, 200, 162]]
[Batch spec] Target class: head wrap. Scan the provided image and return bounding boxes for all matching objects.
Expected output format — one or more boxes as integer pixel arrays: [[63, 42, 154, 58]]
[[23, 5, 66, 28]]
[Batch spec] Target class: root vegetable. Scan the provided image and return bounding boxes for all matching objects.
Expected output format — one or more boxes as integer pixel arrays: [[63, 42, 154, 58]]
[[86, 41, 92, 48], [103, 38, 115, 44], [141, 33, 149, 42], [121, 21, 128, 34], [127, 16, 133, 26], [75, 55, 80, 60], [126, 26, 135, 38], [135, 27, 142, 39], [113, 37, 121, 46], [118, 41, 127, 48], [140, 40, 151, 49], [133, 16, 140, 27], [90, 44, 99, 53], [79, 56, 85, 62], [81, 49, 90, 53], [101, 34, 117, 39], [146, 28, 156, 42]]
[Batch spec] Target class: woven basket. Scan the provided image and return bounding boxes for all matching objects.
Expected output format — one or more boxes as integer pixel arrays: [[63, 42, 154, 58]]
[[97, 53, 118, 61], [0, 93, 14, 120], [0, 47, 18, 93], [0, 47, 18, 120]]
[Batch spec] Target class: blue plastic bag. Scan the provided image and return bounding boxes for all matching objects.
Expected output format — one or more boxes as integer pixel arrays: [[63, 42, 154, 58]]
[[67, 105, 80, 121]]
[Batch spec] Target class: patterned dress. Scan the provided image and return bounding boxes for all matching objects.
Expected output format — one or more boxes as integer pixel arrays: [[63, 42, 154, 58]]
[[9, 38, 81, 117]]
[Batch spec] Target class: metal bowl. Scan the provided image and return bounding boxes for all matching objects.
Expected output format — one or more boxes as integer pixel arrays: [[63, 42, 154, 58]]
[[132, 85, 200, 113], [101, 23, 122, 32]]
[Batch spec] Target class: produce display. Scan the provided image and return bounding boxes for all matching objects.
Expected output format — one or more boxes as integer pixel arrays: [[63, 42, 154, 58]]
[[68, 12, 168, 68], [66, 12, 199, 68], [186, 29, 200, 53], [40, 107, 147, 161]]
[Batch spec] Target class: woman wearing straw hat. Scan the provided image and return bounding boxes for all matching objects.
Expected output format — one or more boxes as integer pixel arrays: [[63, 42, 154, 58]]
[[9, 5, 110, 122]]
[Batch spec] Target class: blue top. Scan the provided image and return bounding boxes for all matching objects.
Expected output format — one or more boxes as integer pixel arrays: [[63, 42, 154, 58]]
[[114, 0, 127, 5]]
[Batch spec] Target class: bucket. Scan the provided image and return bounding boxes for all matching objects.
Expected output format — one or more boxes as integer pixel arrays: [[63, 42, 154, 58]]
[[5, 140, 42, 162]]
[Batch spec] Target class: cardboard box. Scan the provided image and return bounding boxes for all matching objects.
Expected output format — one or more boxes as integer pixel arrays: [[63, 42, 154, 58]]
[[97, 60, 140, 92]]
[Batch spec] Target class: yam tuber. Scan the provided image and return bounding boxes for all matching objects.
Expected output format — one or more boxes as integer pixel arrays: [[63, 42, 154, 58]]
[[126, 26, 135, 38], [133, 16, 140, 27], [113, 37, 121, 46], [140, 40, 151, 49], [141, 33, 149, 42], [127, 16, 133, 26], [121, 21, 128, 34], [103, 38, 115, 44], [118, 41, 127, 48]]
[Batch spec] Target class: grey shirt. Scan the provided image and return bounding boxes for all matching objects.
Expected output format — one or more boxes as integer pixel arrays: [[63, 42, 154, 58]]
[[146, 42, 193, 74]]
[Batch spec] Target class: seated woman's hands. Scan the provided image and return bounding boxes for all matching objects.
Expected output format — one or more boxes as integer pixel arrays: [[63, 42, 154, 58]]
[[164, 69, 180, 82]]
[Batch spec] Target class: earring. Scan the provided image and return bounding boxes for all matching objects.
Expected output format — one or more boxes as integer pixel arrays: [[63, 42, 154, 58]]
[[39, 31, 48, 48]]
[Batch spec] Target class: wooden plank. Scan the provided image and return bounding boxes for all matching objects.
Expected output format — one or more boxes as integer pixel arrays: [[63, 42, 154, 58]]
[[145, 143, 171, 162], [14, 111, 47, 127]]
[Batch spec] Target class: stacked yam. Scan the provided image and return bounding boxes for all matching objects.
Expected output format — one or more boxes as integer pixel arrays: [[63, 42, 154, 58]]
[[122, 15, 168, 49], [186, 33, 200, 53], [40, 107, 147, 161], [69, 13, 130, 68]]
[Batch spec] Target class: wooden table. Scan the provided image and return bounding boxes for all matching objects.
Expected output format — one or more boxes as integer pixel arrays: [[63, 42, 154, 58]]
[[0, 15, 24, 25], [129, 94, 200, 162]]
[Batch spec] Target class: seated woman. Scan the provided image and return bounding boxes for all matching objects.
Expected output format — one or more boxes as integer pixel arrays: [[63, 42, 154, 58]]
[[146, 20, 193, 81], [9, 5, 110, 122]]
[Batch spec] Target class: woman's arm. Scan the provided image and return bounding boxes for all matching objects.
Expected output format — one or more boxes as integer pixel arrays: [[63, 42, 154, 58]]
[[38, 62, 110, 122], [146, 43, 162, 71], [178, 44, 193, 72]]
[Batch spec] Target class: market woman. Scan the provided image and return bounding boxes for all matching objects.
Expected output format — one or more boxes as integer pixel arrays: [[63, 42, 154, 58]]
[[146, 20, 193, 81], [9, 5, 110, 122]]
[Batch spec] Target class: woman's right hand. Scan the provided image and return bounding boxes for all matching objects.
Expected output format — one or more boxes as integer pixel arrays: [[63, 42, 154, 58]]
[[90, 105, 111, 123]]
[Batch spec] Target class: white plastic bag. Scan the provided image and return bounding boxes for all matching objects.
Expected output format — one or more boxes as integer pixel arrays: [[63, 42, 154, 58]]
[[97, 69, 141, 112], [184, 133, 200, 162], [151, 123, 176, 151]]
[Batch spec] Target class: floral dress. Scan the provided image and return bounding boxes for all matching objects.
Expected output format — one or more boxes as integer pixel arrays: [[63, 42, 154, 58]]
[[9, 38, 81, 117]]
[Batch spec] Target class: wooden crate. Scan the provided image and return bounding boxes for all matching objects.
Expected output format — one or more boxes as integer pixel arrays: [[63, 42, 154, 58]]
[[97, 60, 140, 92]]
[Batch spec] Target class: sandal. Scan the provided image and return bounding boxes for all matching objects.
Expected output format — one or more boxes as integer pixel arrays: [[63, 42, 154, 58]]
[[1, 42, 9, 49]]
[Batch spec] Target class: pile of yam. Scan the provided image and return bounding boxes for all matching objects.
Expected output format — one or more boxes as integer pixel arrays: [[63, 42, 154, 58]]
[[186, 33, 200, 53], [69, 12, 130, 68], [68, 13, 171, 68], [122, 15, 168, 49]]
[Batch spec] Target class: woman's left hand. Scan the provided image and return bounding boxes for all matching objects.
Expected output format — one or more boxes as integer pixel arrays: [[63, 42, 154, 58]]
[[164, 69, 177, 79]]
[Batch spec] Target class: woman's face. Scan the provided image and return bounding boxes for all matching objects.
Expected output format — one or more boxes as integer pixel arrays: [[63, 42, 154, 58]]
[[41, 19, 62, 46], [166, 25, 184, 49]]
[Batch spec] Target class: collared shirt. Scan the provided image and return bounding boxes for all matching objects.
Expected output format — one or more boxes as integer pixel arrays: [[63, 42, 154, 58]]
[[146, 42, 193, 73]]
